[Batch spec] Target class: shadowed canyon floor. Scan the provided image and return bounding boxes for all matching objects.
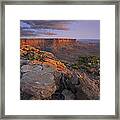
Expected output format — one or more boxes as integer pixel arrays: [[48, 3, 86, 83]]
[[20, 39, 100, 100]]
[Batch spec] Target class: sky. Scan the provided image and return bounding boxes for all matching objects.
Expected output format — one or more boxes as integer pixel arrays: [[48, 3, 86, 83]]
[[20, 20, 100, 39]]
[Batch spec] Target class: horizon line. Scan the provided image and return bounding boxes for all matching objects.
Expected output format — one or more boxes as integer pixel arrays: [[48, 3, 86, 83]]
[[20, 37, 100, 40]]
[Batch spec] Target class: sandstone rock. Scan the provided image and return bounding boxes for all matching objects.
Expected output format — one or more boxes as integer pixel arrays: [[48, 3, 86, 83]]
[[20, 59, 29, 66], [42, 64, 56, 73], [20, 45, 69, 74], [32, 65, 43, 72], [30, 60, 42, 65], [20, 61, 60, 99], [21, 65, 33, 73], [44, 51, 55, 59], [21, 71, 54, 83], [51, 93, 65, 100], [71, 72, 80, 85], [75, 85, 89, 100], [21, 81, 56, 99], [77, 72, 100, 100], [20, 45, 100, 100], [53, 71, 62, 86], [21, 71, 56, 99], [21, 64, 43, 73], [62, 89, 75, 100]]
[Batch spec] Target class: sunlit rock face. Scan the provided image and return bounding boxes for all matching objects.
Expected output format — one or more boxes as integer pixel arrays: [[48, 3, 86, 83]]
[[20, 45, 70, 100], [20, 38, 76, 51], [20, 38, 99, 63], [20, 39, 45, 49]]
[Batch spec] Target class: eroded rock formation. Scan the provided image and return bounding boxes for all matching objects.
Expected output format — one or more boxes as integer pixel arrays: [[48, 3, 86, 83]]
[[20, 45, 100, 100]]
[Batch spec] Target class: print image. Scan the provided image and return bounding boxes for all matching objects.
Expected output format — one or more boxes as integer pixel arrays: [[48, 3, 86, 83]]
[[20, 20, 100, 100]]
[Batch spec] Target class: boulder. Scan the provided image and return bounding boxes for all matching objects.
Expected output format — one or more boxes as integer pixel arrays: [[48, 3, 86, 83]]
[[21, 72, 56, 99], [76, 72, 100, 100], [21, 64, 57, 99]]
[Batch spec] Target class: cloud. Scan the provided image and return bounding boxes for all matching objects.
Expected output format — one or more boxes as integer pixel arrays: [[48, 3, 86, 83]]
[[20, 31, 36, 37], [21, 20, 70, 31], [20, 28, 57, 37], [20, 21, 31, 28], [20, 20, 68, 37], [43, 32, 57, 35]]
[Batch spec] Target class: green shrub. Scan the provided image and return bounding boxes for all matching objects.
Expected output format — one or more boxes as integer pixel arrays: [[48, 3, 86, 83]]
[[71, 64, 79, 69]]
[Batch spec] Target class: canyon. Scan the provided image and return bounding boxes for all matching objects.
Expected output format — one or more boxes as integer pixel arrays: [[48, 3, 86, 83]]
[[20, 38, 99, 63]]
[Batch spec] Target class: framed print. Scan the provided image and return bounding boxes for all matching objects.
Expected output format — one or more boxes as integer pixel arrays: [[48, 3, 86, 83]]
[[0, 0, 119, 119]]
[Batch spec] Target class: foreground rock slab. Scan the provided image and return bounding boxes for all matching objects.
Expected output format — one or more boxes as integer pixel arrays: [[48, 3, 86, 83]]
[[21, 64, 57, 99]]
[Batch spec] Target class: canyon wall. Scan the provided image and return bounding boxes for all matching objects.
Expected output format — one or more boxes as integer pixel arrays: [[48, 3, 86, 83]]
[[20, 38, 99, 62], [20, 38, 76, 51]]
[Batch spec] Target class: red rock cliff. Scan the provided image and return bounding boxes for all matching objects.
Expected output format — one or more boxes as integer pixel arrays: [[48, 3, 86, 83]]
[[20, 38, 76, 51]]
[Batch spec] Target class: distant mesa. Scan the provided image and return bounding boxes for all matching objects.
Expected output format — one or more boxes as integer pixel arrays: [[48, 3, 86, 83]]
[[20, 38, 76, 51]]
